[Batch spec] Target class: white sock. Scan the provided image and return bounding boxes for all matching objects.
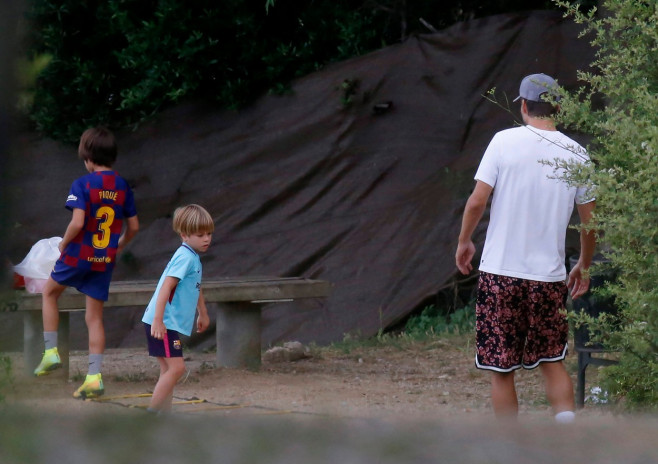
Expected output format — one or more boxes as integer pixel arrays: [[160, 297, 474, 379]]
[[555, 411, 575, 424]]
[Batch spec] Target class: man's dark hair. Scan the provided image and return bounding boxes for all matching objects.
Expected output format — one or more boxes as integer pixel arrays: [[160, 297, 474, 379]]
[[78, 126, 117, 167], [524, 99, 558, 118]]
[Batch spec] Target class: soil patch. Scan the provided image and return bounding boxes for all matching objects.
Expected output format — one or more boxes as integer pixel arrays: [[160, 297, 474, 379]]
[[4, 336, 658, 464], [5, 335, 617, 421]]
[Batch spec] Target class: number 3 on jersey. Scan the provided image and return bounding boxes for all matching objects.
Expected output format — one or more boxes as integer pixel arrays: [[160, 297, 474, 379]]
[[93, 206, 115, 249]]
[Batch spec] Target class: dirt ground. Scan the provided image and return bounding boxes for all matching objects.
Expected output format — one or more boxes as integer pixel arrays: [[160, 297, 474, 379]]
[[4, 334, 621, 421], [4, 336, 658, 464]]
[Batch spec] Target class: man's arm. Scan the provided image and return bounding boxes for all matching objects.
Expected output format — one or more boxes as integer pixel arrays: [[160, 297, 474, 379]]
[[456, 181, 493, 275], [567, 201, 596, 299]]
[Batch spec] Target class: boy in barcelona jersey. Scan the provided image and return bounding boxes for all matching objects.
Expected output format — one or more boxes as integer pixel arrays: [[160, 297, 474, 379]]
[[34, 127, 139, 399]]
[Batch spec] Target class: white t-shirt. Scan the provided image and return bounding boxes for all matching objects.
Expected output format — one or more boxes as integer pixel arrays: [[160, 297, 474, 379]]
[[475, 125, 592, 282]]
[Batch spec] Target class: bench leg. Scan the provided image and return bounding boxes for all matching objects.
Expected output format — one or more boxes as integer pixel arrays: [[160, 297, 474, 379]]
[[23, 311, 42, 377], [23, 310, 70, 381], [59, 312, 70, 381], [215, 302, 261, 370]]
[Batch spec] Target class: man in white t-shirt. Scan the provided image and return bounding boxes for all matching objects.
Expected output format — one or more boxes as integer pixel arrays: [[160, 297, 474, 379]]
[[455, 73, 596, 423]]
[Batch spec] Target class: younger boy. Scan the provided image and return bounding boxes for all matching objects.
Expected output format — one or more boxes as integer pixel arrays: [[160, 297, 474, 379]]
[[142, 204, 212, 413], [34, 126, 139, 399]]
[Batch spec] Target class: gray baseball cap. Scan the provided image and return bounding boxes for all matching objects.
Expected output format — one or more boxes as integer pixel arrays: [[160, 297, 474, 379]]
[[513, 73, 561, 102]]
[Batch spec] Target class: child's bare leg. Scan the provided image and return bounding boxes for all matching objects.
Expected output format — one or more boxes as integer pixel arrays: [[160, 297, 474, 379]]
[[34, 278, 66, 374], [85, 296, 105, 354], [155, 358, 174, 412], [150, 357, 185, 412], [491, 371, 518, 419], [41, 277, 66, 332], [540, 361, 575, 414]]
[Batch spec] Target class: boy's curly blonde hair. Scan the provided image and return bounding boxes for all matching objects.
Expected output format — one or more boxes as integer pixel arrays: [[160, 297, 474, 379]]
[[173, 204, 214, 236]]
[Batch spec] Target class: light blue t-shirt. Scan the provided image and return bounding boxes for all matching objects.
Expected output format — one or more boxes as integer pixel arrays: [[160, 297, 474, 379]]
[[142, 243, 202, 336]]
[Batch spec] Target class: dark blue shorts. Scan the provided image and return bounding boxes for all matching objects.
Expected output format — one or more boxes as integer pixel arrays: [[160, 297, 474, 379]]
[[144, 323, 183, 358], [50, 259, 113, 301]]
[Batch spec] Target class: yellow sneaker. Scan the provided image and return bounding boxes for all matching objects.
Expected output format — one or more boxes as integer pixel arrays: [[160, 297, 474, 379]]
[[33, 347, 62, 376], [73, 373, 104, 399]]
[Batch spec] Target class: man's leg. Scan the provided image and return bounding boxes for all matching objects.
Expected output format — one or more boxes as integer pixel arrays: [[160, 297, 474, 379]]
[[491, 371, 518, 419], [526, 278, 574, 421], [540, 361, 575, 414]]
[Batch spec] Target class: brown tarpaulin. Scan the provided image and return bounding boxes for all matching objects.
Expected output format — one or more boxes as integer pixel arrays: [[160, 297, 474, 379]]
[[6, 11, 594, 349]]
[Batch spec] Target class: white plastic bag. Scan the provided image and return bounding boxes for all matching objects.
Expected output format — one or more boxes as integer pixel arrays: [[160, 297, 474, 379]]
[[13, 237, 62, 293]]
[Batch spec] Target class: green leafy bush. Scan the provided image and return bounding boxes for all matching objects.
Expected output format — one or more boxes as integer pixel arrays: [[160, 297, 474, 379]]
[[24, 0, 585, 143], [555, 0, 658, 409], [25, 0, 390, 142], [405, 303, 475, 337]]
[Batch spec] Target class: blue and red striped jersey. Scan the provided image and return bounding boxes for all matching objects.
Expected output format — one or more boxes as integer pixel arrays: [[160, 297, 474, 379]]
[[62, 170, 137, 272]]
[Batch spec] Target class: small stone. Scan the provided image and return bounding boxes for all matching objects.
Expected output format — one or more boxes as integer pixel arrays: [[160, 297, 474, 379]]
[[263, 341, 310, 363]]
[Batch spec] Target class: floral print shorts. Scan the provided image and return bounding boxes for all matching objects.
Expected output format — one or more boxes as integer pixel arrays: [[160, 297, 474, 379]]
[[475, 272, 569, 372]]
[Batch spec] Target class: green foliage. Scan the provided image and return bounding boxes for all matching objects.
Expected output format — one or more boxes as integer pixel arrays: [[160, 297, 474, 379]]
[[602, 350, 658, 408], [329, 325, 471, 356], [24, 0, 391, 143], [554, 0, 658, 409], [331, 331, 390, 354], [25, 0, 578, 143], [15, 54, 51, 113], [340, 78, 359, 107], [405, 303, 475, 337]]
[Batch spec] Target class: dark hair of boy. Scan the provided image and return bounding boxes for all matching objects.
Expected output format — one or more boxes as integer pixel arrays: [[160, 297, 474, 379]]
[[78, 126, 117, 167]]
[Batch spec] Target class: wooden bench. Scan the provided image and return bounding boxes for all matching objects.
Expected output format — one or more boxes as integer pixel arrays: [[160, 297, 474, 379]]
[[1, 277, 331, 378]]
